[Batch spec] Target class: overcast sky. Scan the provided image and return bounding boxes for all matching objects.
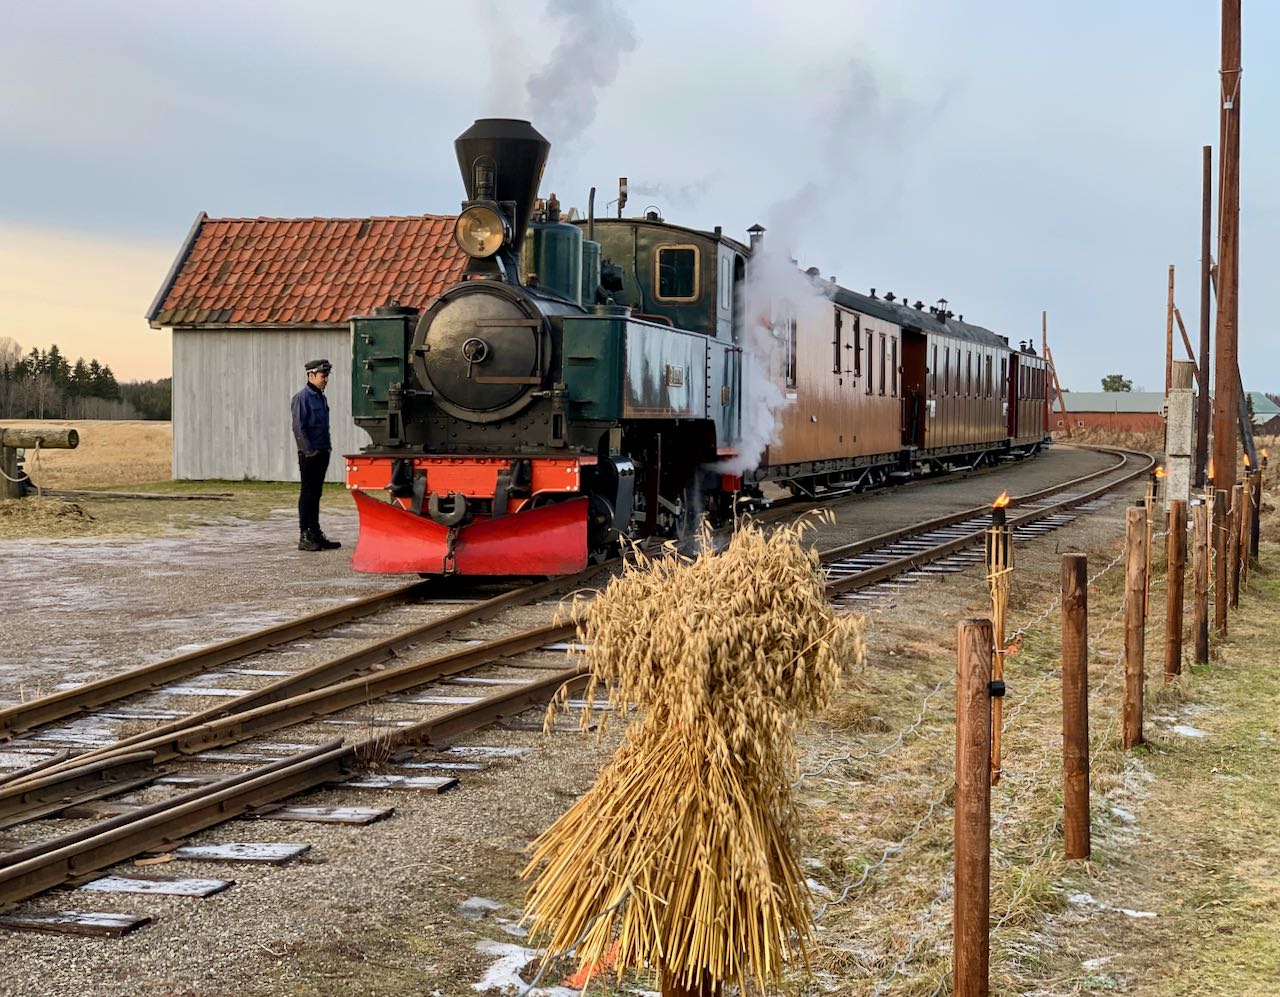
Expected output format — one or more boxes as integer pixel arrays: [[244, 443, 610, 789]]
[[1, 0, 1273, 388]]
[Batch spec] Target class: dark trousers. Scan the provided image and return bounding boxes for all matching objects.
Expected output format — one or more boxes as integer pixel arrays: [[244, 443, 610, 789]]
[[297, 449, 331, 535]]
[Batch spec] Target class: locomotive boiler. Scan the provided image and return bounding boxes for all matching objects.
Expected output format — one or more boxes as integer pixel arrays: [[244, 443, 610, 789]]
[[346, 119, 742, 576]]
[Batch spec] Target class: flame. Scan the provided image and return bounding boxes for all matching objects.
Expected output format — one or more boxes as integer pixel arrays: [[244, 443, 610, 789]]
[[992, 490, 1011, 509], [1208, 458, 1215, 481], [1155, 466, 1167, 479], [1244, 453, 1252, 469], [1263, 448, 1270, 459]]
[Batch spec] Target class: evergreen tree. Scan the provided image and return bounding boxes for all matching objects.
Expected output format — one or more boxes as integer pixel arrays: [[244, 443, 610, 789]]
[[45, 344, 70, 386], [69, 358, 90, 397], [98, 364, 121, 399]]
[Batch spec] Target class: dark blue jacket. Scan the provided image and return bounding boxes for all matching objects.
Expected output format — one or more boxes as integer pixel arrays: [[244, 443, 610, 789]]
[[291, 382, 331, 453]]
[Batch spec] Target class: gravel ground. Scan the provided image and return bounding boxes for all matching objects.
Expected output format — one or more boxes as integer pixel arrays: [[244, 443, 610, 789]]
[[0, 444, 1131, 996]]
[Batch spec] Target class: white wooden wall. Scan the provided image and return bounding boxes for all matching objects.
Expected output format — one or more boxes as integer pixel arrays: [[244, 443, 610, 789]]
[[172, 328, 371, 482]]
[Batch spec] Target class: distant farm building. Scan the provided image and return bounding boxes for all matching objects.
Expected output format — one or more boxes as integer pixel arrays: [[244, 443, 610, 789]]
[[1246, 391, 1280, 435], [1051, 392, 1165, 434], [147, 213, 463, 482]]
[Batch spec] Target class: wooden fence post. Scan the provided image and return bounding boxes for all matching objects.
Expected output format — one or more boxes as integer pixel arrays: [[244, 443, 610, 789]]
[[1061, 555, 1090, 859], [1123, 505, 1147, 749], [1165, 500, 1187, 679], [1213, 489, 1228, 635], [1238, 480, 1251, 590], [954, 617, 993, 997], [1228, 484, 1243, 610], [1251, 469, 1263, 560], [1193, 501, 1210, 664]]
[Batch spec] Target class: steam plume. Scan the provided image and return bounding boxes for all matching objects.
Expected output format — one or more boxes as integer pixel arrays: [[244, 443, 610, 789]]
[[525, 0, 637, 147]]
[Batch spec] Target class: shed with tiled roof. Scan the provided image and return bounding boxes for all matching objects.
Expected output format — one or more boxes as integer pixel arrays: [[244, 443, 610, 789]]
[[147, 212, 464, 482]]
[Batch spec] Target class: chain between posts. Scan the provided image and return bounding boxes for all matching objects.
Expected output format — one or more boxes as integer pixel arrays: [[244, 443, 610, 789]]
[[813, 780, 953, 920], [796, 679, 949, 784]]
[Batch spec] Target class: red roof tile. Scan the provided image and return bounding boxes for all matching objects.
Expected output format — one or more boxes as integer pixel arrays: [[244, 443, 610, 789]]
[[147, 214, 466, 328]]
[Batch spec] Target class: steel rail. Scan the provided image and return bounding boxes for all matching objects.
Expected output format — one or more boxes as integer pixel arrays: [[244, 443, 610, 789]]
[[818, 445, 1129, 564], [0, 567, 601, 746], [0, 622, 575, 820], [0, 669, 585, 906], [823, 448, 1154, 595], [0, 579, 429, 741]]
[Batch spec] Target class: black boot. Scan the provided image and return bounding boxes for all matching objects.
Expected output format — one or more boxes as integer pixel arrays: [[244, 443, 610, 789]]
[[314, 531, 342, 550], [298, 531, 323, 552]]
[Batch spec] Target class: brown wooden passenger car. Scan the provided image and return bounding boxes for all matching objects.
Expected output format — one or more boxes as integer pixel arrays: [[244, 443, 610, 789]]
[[758, 280, 1047, 492]]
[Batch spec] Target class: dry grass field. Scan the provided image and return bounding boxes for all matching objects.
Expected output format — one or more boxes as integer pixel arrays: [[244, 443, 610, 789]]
[[3, 418, 172, 487], [0, 419, 353, 539]]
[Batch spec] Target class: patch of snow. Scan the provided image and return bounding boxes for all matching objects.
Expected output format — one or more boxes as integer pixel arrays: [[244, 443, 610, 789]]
[[498, 920, 528, 938], [1109, 804, 1136, 825], [1066, 891, 1156, 919], [460, 896, 506, 921], [472, 940, 578, 996], [1081, 955, 1114, 971], [1170, 724, 1207, 738], [806, 877, 834, 898]]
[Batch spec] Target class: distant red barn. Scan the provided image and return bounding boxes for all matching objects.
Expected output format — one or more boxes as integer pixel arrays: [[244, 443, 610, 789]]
[[1051, 391, 1165, 434]]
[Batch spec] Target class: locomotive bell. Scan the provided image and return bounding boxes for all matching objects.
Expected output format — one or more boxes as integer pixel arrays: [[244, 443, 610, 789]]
[[454, 119, 550, 271]]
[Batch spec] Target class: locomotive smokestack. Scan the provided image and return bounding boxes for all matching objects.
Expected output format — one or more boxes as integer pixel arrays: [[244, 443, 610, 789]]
[[454, 118, 550, 257], [747, 223, 765, 253]]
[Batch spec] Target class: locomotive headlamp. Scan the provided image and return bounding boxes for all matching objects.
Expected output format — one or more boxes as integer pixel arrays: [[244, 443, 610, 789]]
[[455, 202, 511, 259]]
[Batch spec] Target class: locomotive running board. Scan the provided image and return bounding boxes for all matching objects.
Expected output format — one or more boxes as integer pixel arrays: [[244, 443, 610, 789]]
[[351, 491, 589, 576]]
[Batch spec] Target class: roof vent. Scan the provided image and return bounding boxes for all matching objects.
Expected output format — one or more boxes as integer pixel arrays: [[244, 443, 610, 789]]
[[884, 291, 896, 302]]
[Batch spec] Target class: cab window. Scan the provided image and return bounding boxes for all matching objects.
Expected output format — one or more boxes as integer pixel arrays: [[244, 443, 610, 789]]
[[655, 245, 700, 301]]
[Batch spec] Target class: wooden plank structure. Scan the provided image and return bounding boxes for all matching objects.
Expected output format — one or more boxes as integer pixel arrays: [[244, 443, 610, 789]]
[[0, 427, 79, 499]]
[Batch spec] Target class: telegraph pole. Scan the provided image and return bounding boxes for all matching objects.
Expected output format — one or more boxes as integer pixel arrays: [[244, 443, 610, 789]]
[[1196, 145, 1212, 488], [1211, 0, 1241, 496]]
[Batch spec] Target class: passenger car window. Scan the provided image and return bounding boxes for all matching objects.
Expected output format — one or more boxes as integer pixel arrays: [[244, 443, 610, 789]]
[[655, 246, 699, 301], [719, 256, 731, 310], [890, 338, 898, 397], [785, 317, 798, 388]]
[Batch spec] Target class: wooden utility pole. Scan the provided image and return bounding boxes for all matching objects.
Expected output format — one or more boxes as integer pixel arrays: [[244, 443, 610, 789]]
[[1196, 145, 1213, 488], [1165, 500, 1187, 678], [1193, 500, 1210, 664], [1061, 554, 1090, 859], [1042, 311, 1051, 435], [1212, 0, 1242, 497], [1045, 344, 1071, 438], [1165, 265, 1176, 397], [1172, 308, 1201, 385], [1123, 506, 1148, 749], [1213, 488, 1229, 634], [954, 617, 993, 997]]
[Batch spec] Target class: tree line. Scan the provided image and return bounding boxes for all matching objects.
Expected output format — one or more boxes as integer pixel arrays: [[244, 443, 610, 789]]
[[0, 338, 171, 420]]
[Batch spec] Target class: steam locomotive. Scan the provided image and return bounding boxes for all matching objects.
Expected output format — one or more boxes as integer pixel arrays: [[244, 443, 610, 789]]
[[345, 118, 1049, 576]]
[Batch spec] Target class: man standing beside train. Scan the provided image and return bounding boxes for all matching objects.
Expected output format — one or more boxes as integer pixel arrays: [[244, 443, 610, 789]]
[[291, 359, 342, 551]]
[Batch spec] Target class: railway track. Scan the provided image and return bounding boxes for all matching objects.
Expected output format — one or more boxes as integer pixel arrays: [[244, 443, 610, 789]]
[[0, 445, 1151, 927]]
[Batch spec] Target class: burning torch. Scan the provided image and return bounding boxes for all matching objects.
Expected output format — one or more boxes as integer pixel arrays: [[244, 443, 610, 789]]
[[986, 490, 1012, 784]]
